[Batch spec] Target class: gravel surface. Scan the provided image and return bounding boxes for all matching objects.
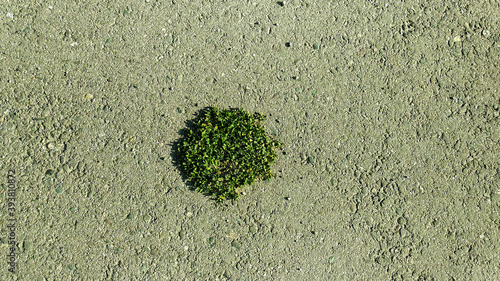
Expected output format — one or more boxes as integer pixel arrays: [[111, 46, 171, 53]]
[[0, 1, 499, 280]]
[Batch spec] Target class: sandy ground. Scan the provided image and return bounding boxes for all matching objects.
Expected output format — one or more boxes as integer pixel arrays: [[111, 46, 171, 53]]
[[0, 0, 499, 280]]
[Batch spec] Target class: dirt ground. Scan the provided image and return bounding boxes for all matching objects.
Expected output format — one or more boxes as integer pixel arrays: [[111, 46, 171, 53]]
[[0, 0, 499, 280]]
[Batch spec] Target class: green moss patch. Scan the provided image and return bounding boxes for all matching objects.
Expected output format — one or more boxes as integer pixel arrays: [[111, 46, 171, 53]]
[[178, 107, 283, 201]]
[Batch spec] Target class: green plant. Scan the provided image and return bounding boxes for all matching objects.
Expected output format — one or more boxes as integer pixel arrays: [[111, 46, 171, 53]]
[[178, 107, 283, 202]]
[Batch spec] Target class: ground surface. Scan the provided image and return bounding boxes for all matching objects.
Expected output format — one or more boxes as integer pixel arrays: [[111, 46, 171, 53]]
[[0, 0, 499, 280]]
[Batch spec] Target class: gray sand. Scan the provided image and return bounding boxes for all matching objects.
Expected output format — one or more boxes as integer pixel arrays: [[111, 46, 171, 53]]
[[0, 1, 499, 280]]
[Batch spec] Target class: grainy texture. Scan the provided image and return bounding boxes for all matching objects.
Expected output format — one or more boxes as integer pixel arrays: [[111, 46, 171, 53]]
[[0, 0, 499, 280]]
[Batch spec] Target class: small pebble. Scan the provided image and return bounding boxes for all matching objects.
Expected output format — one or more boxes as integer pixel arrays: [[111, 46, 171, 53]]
[[307, 156, 315, 165], [231, 240, 241, 250], [208, 237, 216, 247], [249, 225, 258, 234]]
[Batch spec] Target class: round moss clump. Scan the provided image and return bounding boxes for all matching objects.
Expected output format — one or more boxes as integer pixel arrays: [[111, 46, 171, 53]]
[[178, 107, 282, 201]]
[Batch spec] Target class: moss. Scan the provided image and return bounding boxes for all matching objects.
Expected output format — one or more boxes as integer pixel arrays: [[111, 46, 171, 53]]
[[178, 107, 283, 202]]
